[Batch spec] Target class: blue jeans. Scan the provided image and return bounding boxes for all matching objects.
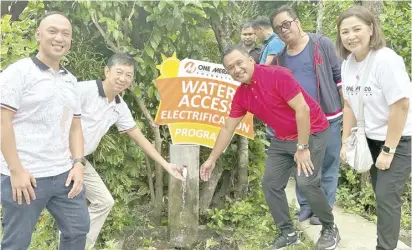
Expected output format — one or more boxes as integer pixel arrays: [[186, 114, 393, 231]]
[[1, 170, 90, 250], [296, 118, 342, 210]]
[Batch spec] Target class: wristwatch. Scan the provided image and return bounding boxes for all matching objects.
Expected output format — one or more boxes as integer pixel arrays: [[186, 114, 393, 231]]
[[72, 157, 86, 167], [381, 145, 396, 154], [296, 143, 309, 151]]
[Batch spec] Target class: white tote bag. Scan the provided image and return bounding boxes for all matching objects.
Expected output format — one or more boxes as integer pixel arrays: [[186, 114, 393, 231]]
[[343, 51, 376, 173]]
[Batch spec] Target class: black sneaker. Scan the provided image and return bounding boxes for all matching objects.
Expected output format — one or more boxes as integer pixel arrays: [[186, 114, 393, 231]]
[[316, 224, 340, 250], [273, 231, 300, 249]]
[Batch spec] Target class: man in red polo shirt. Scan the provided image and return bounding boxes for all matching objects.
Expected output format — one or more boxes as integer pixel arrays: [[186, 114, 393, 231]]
[[200, 45, 340, 250]]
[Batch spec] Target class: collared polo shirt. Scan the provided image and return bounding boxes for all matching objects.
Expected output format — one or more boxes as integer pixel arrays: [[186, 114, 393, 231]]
[[249, 46, 262, 64], [78, 80, 137, 156], [0, 57, 80, 178], [236, 42, 261, 64], [229, 65, 329, 140]]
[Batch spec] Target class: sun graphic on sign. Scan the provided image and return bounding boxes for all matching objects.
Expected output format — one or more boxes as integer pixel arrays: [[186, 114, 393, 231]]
[[156, 52, 181, 79]]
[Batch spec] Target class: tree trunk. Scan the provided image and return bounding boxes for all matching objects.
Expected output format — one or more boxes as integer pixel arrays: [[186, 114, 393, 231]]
[[316, 0, 324, 34], [229, 165, 237, 194], [210, 12, 232, 51], [1, 1, 28, 20], [153, 129, 163, 225], [211, 170, 231, 209], [199, 165, 224, 215], [236, 136, 249, 198], [133, 95, 163, 225], [361, 0, 384, 24], [206, 9, 251, 207], [198, 11, 238, 213], [144, 154, 155, 207]]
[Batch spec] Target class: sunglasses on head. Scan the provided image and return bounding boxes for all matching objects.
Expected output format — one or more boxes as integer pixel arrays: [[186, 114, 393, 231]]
[[274, 18, 297, 34]]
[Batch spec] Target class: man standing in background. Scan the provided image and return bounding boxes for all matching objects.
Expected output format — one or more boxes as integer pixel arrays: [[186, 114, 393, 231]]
[[252, 15, 286, 152], [238, 22, 261, 63], [271, 5, 343, 225], [252, 16, 285, 65]]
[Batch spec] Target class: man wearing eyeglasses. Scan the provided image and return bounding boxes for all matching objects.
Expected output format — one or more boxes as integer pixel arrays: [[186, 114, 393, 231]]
[[251, 16, 285, 65], [238, 22, 261, 63], [270, 5, 343, 227]]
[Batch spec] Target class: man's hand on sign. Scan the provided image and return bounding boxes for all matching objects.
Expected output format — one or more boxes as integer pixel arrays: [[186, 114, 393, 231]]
[[200, 159, 216, 181], [164, 163, 185, 181]]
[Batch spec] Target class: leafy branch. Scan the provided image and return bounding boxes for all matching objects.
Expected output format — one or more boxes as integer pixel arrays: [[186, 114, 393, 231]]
[[89, 9, 119, 52]]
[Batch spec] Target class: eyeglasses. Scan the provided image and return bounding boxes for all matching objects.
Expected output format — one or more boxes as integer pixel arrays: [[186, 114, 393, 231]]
[[273, 18, 297, 34]]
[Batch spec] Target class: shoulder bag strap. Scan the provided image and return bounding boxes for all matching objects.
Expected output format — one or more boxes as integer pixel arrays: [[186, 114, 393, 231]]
[[357, 50, 376, 127]]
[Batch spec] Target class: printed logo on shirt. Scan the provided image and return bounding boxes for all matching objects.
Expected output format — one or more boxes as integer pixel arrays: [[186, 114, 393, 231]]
[[345, 85, 373, 96], [64, 79, 75, 86]]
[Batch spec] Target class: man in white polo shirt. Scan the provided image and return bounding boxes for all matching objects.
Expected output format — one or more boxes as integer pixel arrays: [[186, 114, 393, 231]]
[[78, 53, 184, 249], [0, 12, 89, 250]]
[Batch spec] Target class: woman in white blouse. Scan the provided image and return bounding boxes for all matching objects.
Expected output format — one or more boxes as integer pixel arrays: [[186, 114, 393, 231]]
[[337, 5, 411, 250]]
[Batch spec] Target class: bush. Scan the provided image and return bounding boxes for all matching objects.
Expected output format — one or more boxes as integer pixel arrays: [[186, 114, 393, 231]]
[[336, 166, 411, 231]]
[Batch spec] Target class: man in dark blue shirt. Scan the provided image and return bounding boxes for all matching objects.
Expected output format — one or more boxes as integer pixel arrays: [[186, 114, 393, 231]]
[[270, 5, 343, 227]]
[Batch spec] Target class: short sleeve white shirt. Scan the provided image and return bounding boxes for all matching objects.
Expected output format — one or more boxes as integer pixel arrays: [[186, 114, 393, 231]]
[[342, 47, 412, 140], [77, 80, 137, 156], [0, 57, 80, 178]]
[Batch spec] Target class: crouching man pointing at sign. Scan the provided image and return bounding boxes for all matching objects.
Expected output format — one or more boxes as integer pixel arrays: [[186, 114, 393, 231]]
[[200, 45, 340, 250]]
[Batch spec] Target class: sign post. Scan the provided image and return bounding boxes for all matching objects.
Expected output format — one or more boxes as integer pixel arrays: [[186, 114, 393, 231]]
[[154, 53, 254, 247], [168, 144, 199, 247]]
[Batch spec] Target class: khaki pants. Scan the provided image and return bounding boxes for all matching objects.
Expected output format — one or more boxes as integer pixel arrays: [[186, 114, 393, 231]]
[[84, 160, 115, 248]]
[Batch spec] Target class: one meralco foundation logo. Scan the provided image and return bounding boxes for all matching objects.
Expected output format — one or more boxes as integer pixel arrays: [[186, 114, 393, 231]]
[[184, 61, 196, 74], [183, 61, 229, 76]]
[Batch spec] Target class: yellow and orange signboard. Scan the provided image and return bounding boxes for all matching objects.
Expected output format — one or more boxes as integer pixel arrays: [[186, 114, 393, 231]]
[[154, 53, 254, 148]]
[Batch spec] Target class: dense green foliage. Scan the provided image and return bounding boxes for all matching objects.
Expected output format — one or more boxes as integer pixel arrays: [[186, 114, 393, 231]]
[[0, 1, 410, 249], [296, 1, 411, 76]]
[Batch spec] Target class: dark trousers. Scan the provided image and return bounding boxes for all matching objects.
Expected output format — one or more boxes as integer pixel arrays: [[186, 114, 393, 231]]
[[262, 129, 334, 233], [367, 136, 411, 250], [1, 170, 90, 250]]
